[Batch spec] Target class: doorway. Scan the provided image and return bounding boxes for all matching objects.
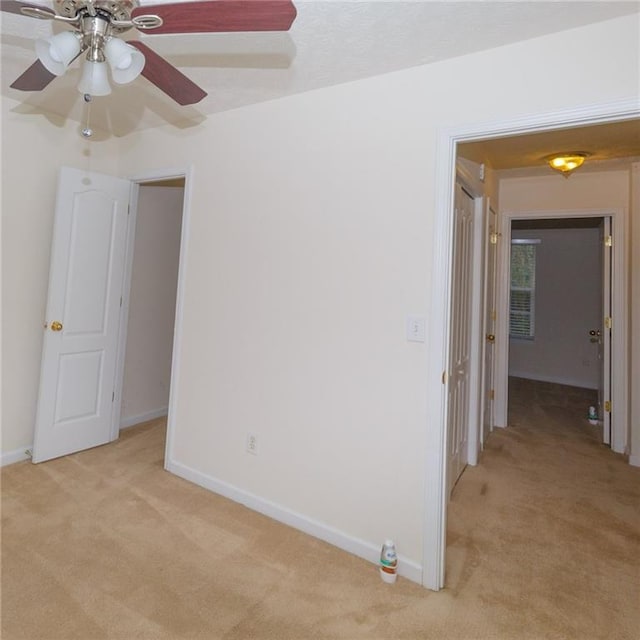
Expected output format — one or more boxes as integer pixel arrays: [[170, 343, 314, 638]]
[[120, 170, 191, 466], [31, 168, 190, 465], [505, 216, 607, 441], [494, 208, 625, 452], [119, 179, 186, 457], [421, 99, 637, 592]]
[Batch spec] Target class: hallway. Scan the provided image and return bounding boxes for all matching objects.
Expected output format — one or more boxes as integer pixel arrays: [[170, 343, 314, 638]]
[[446, 377, 639, 638]]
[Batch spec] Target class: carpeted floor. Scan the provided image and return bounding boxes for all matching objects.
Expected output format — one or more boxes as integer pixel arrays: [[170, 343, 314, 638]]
[[2, 377, 639, 639]]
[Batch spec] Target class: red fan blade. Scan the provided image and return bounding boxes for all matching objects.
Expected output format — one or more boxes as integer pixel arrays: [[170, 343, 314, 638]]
[[0, 0, 54, 16], [128, 41, 207, 106], [10, 60, 56, 91], [133, 0, 297, 35]]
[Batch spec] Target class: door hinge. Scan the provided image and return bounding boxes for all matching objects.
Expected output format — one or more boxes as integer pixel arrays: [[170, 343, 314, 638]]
[[604, 235, 612, 247], [120, 296, 123, 308], [604, 400, 611, 413], [489, 389, 495, 400], [491, 309, 496, 321], [490, 232, 499, 245], [112, 391, 115, 402], [442, 371, 448, 385], [605, 316, 612, 329]]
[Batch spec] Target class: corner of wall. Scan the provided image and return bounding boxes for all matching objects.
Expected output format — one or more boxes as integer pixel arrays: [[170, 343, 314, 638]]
[[1, 446, 33, 467]]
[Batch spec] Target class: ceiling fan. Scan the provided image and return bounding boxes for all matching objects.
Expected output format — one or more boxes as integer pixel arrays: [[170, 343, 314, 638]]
[[1, 0, 297, 106]]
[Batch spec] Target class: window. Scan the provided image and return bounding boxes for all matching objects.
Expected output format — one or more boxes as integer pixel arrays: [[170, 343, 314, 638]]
[[510, 239, 539, 339]]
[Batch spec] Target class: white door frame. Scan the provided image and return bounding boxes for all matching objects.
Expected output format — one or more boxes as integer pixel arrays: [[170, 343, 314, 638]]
[[493, 208, 627, 452], [480, 200, 498, 446], [111, 165, 194, 469], [422, 97, 638, 591]]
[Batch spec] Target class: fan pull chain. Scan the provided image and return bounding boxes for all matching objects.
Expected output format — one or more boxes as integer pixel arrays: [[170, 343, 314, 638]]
[[81, 94, 93, 139]]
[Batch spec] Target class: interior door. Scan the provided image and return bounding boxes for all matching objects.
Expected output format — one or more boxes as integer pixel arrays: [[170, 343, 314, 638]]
[[32, 167, 131, 463], [598, 217, 612, 445], [447, 183, 475, 495], [481, 204, 498, 445]]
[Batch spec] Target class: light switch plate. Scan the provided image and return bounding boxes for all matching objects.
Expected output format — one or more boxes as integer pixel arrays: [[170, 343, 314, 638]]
[[406, 315, 426, 342]]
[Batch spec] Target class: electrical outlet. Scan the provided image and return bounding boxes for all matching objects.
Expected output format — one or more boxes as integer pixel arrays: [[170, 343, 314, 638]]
[[246, 433, 258, 455]]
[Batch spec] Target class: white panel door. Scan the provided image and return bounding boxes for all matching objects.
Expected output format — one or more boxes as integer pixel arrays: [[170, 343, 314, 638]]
[[32, 167, 131, 463], [447, 183, 475, 496]]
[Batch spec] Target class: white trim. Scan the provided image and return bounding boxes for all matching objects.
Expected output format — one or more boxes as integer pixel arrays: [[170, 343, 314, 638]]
[[494, 215, 512, 428], [423, 130, 456, 591], [120, 408, 168, 430], [454, 165, 486, 468], [630, 163, 640, 465], [110, 183, 140, 440], [425, 97, 639, 592], [120, 166, 194, 472], [162, 169, 193, 469], [1, 447, 32, 467], [166, 458, 423, 584], [467, 195, 486, 467]]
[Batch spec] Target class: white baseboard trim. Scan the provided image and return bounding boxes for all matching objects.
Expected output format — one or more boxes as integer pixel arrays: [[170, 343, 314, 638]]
[[629, 454, 640, 468], [166, 458, 423, 585], [120, 407, 168, 430], [1, 446, 32, 467], [509, 372, 597, 390]]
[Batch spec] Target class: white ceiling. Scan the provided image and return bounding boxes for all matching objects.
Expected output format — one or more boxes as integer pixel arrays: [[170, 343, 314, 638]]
[[2, 1, 639, 139]]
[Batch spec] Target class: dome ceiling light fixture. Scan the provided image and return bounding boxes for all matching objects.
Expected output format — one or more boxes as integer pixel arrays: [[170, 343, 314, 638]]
[[545, 152, 590, 178]]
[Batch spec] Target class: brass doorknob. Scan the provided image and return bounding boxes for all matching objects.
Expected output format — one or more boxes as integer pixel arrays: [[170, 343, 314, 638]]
[[486, 334, 495, 342], [50, 321, 63, 332]]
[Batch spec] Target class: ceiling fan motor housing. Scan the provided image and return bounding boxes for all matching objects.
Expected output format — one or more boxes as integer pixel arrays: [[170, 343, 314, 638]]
[[81, 12, 111, 60], [56, 0, 139, 32]]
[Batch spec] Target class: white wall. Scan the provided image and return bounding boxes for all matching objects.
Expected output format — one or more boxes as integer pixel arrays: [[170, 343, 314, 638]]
[[109, 14, 639, 576], [120, 185, 183, 427], [509, 227, 602, 389], [500, 170, 631, 213], [0, 99, 119, 463]]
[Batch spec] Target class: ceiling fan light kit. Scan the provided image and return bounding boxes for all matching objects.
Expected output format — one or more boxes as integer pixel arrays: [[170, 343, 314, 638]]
[[77, 59, 111, 95], [35, 30, 82, 75], [26, 1, 159, 98], [4, 0, 298, 125], [104, 38, 145, 83]]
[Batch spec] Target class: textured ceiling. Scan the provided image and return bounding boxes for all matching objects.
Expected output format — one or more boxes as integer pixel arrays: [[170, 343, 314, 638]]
[[1, 1, 639, 138]]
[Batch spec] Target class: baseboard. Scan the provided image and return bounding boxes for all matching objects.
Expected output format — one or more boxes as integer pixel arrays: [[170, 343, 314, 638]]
[[508, 372, 598, 390], [166, 458, 423, 585], [120, 407, 168, 430], [1, 446, 32, 467], [629, 454, 640, 468]]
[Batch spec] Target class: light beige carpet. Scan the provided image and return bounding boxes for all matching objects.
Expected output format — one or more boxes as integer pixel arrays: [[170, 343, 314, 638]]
[[2, 378, 639, 639]]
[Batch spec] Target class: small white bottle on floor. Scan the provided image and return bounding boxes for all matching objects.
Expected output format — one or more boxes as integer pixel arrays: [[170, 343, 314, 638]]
[[379, 540, 398, 583]]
